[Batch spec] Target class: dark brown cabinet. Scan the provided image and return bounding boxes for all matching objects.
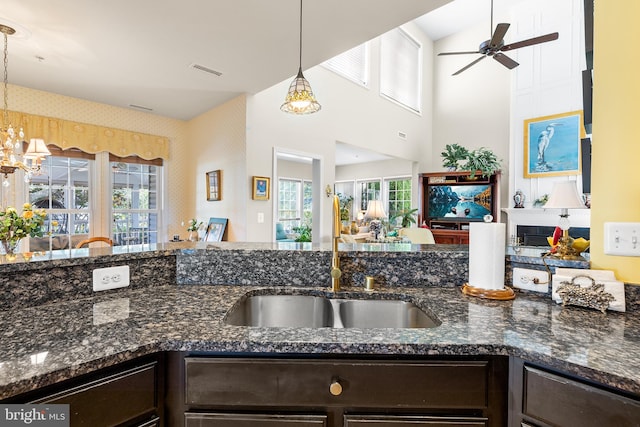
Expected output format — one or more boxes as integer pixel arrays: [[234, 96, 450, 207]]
[[509, 357, 640, 427], [4, 354, 163, 427], [170, 355, 508, 427], [418, 171, 500, 244]]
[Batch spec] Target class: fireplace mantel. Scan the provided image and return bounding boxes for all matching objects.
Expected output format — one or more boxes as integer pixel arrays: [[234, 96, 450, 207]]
[[502, 208, 591, 240]]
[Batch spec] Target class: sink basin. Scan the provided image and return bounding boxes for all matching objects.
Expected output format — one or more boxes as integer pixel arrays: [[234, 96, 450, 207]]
[[224, 293, 439, 329], [337, 299, 438, 328], [224, 295, 334, 328]]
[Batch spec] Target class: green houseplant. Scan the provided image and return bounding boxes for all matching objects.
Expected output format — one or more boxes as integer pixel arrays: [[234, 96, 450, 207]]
[[390, 208, 418, 228], [441, 144, 501, 178], [337, 193, 353, 221], [462, 147, 502, 178], [440, 143, 469, 171]]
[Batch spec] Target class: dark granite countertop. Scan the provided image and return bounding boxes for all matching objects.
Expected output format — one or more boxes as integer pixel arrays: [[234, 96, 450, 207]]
[[1, 284, 639, 400]]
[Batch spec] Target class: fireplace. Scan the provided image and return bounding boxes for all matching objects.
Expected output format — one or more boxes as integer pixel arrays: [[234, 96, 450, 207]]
[[502, 207, 591, 247], [517, 225, 590, 247]]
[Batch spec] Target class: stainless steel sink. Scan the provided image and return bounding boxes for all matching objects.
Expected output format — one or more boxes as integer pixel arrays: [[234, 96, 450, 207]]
[[224, 295, 334, 328], [337, 299, 438, 328], [224, 294, 439, 329]]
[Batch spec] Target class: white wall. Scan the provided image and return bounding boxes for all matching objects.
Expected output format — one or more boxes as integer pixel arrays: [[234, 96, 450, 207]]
[[245, 21, 435, 243], [336, 158, 413, 182], [432, 20, 511, 211], [509, 0, 586, 205]]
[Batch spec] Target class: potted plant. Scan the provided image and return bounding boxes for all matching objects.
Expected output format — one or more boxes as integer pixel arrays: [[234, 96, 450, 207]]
[[337, 193, 353, 221], [462, 147, 502, 178], [390, 208, 418, 228], [440, 143, 469, 171]]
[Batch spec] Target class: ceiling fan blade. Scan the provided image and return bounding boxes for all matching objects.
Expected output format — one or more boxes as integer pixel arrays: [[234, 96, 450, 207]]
[[489, 23, 510, 48], [493, 53, 519, 69], [501, 32, 559, 51], [452, 56, 486, 76], [438, 51, 481, 56]]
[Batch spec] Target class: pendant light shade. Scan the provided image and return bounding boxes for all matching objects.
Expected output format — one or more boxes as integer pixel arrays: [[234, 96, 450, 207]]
[[281, 0, 320, 114]]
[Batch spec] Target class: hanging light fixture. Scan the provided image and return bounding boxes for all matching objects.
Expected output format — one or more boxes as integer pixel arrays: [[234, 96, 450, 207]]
[[280, 0, 321, 114], [0, 24, 49, 188]]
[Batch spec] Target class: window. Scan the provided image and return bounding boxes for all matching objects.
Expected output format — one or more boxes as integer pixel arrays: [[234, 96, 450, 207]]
[[278, 178, 312, 233], [28, 147, 93, 251], [386, 177, 412, 219], [111, 156, 161, 246], [357, 179, 382, 212], [323, 42, 369, 87], [380, 28, 422, 113]]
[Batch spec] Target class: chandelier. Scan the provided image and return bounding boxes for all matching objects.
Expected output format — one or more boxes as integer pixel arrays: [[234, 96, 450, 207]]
[[0, 24, 50, 188], [280, 0, 321, 114]]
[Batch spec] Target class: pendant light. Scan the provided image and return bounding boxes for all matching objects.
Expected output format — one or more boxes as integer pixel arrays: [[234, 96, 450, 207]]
[[280, 0, 321, 114]]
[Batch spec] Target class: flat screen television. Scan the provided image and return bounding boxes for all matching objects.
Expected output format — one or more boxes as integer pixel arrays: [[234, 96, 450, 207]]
[[427, 184, 492, 221]]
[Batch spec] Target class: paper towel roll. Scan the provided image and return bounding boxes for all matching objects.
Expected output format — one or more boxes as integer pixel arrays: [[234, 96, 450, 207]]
[[469, 222, 506, 290]]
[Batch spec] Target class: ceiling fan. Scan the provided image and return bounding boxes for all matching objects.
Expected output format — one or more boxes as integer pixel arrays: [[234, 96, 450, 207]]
[[438, 0, 559, 76]]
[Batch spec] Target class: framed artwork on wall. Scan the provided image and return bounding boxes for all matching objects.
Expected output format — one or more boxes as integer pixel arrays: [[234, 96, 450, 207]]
[[523, 110, 585, 178], [252, 176, 270, 200], [205, 217, 228, 242], [206, 170, 222, 201]]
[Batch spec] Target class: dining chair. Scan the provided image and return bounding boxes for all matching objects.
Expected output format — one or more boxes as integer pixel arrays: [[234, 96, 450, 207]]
[[75, 237, 114, 248]]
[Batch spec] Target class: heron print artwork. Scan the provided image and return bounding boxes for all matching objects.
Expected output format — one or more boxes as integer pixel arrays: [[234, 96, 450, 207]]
[[523, 110, 585, 178]]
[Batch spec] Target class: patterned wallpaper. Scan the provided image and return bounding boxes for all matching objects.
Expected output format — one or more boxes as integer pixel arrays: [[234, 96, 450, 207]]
[[6, 84, 192, 241]]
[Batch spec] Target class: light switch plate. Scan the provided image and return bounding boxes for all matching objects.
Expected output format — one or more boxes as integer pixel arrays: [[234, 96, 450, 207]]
[[604, 222, 640, 256], [512, 268, 550, 292], [92, 265, 130, 291]]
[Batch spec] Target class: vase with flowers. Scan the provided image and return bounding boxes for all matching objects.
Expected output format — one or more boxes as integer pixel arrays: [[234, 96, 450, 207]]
[[0, 203, 47, 255], [186, 218, 202, 241]]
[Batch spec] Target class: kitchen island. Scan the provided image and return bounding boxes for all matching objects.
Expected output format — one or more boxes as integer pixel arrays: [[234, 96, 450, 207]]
[[0, 243, 638, 426]]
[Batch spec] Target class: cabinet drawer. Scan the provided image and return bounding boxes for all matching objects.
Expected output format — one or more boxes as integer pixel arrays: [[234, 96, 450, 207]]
[[33, 362, 158, 427], [345, 415, 487, 426], [185, 358, 489, 409], [523, 366, 640, 427], [185, 412, 327, 426]]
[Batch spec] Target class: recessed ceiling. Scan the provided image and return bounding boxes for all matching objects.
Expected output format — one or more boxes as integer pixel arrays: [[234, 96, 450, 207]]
[[0, 0, 450, 121]]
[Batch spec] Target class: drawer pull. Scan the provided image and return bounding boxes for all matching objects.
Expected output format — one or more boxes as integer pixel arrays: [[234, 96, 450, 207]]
[[329, 380, 343, 396]]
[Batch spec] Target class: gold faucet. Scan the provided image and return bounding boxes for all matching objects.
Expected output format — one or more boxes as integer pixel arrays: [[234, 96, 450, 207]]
[[331, 195, 342, 291]]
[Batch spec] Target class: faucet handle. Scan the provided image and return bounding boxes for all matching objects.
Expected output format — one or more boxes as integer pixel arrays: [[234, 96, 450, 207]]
[[365, 276, 375, 292]]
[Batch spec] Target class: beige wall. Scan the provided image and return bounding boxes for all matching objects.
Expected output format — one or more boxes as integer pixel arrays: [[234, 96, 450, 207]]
[[188, 95, 248, 241], [6, 84, 190, 241]]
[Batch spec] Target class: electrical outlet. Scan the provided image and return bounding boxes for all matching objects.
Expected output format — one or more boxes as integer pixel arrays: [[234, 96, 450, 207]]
[[512, 268, 550, 292], [93, 266, 130, 291], [604, 222, 640, 256]]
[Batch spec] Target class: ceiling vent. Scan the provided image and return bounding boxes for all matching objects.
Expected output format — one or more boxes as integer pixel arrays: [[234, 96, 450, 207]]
[[190, 63, 223, 77]]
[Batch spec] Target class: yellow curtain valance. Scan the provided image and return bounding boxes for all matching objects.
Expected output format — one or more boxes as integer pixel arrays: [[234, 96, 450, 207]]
[[5, 110, 169, 160]]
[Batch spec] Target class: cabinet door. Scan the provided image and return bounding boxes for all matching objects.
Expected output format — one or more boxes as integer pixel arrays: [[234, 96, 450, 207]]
[[344, 415, 487, 426], [32, 361, 159, 427], [185, 358, 489, 409], [184, 413, 327, 426], [510, 359, 640, 427]]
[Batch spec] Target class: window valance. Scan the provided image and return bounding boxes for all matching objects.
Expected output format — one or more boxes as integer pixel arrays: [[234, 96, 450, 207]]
[[5, 110, 169, 160]]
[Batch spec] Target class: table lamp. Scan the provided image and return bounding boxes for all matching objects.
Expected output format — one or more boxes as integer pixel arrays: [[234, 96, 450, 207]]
[[365, 200, 386, 240], [544, 181, 586, 259]]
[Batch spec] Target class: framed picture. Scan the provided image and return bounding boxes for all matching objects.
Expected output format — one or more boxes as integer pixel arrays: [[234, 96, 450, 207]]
[[206, 170, 222, 201], [524, 110, 585, 178], [252, 176, 270, 200], [204, 217, 228, 242]]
